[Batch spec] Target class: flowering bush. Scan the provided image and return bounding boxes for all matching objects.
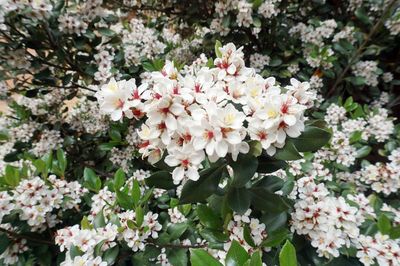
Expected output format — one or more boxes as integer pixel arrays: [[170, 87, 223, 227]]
[[0, 0, 399, 266]]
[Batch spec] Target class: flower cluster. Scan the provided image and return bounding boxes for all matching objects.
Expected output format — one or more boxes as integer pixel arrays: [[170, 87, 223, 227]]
[[359, 152, 400, 195], [356, 233, 400, 265], [0, 175, 87, 232], [0, 0, 399, 264], [291, 176, 363, 258], [55, 209, 162, 264], [96, 43, 313, 184], [55, 224, 117, 265], [213, 210, 267, 262], [352, 61, 381, 87]]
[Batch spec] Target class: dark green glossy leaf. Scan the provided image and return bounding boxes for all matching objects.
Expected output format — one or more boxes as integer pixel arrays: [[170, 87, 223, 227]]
[[197, 205, 223, 229], [190, 249, 222, 266], [83, 167, 101, 192], [145, 171, 175, 190], [225, 240, 250, 266], [274, 141, 302, 161], [231, 154, 258, 187], [291, 126, 331, 152], [180, 164, 225, 204], [249, 187, 290, 213], [227, 187, 251, 214]]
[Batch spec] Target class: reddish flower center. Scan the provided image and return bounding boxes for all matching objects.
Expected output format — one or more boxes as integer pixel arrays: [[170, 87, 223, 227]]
[[116, 99, 124, 108], [257, 131, 267, 140], [181, 159, 189, 167], [132, 89, 140, 99]]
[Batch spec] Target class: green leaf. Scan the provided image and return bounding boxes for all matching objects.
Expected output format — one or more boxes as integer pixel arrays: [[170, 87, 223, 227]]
[[190, 249, 223, 266], [140, 188, 154, 205], [349, 131, 362, 143], [227, 187, 251, 214], [97, 27, 116, 37], [42, 152, 53, 177], [215, 40, 222, 58], [109, 128, 121, 141], [127, 220, 136, 230], [390, 226, 400, 239], [231, 154, 258, 187], [249, 251, 262, 266], [136, 206, 144, 227], [142, 61, 156, 72], [274, 141, 302, 161], [131, 180, 141, 206], [243, 225, 256, 247], [116, 190, 134, 210], [168, 249, 188, 266], [257, 158, 288, 173], [33, 159, 46, 177], [114, 168, 125, 191], [378, 214, 391, 235], [80, 216, 92, 230], [98, 142, 119, 151], [54, 0, 65, 11], [83, 30, 95, 39], [355, 8, 372, 25], [83, 167, 101, 192], [145, 171, 175, 190], [200, 228, 229, 243], [248, 140, 262, 157], [69, 245, 83, 259], [103, 246, 119, 265], [0, 233, 9, 254], [291, 126, 331, 152], [345, 76, 366, 86], [254, 175, 284, 192], [197, 205, 223, 229], [249, 187, 290, 213], [356, 146, 372, 158], [269, 58, 282, 67], [93, 210, 106, 228], [56, 149, 67, 175], [252, 0, 263, 9], [344, 97, 353, 109], [180, 164, 225, 204], [253, 17, 262, 28], [4, 165, 20, 187], [261, 212, 288, 233], [168, 223, 188, 240], [225, 240, 250, 266], [279, 240, 297, 266], [262, 228, 289, 247]]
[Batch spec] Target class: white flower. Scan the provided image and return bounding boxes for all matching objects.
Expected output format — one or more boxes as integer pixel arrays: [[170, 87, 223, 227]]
[[96, 78, 137, 121], [165, 146, 205, 184]]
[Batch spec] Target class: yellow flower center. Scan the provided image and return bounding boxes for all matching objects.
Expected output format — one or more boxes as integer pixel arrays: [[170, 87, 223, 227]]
[[224, 113, 235, 126]]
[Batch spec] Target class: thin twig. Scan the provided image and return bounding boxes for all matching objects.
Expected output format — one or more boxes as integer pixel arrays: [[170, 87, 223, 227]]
[[0, 227, 55, 246]]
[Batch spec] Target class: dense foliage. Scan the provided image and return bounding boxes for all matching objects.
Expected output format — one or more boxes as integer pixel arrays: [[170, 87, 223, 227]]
[[0, 0, 399, 265]]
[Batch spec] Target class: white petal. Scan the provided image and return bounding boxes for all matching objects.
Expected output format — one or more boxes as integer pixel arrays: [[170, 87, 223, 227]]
[[186, 167, 200, 181], [216, 140, 228, 158], [165, 155, 179, 167], [284, 115, 296, 126], [165, 114, 177, 130], [172, 167, 185, 184], [111, 110, 122, 121], [286, 126, 301, 138], [226, 132, 242, 145], [276, 129, 286, 144], [206, 141, 215, 155]]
